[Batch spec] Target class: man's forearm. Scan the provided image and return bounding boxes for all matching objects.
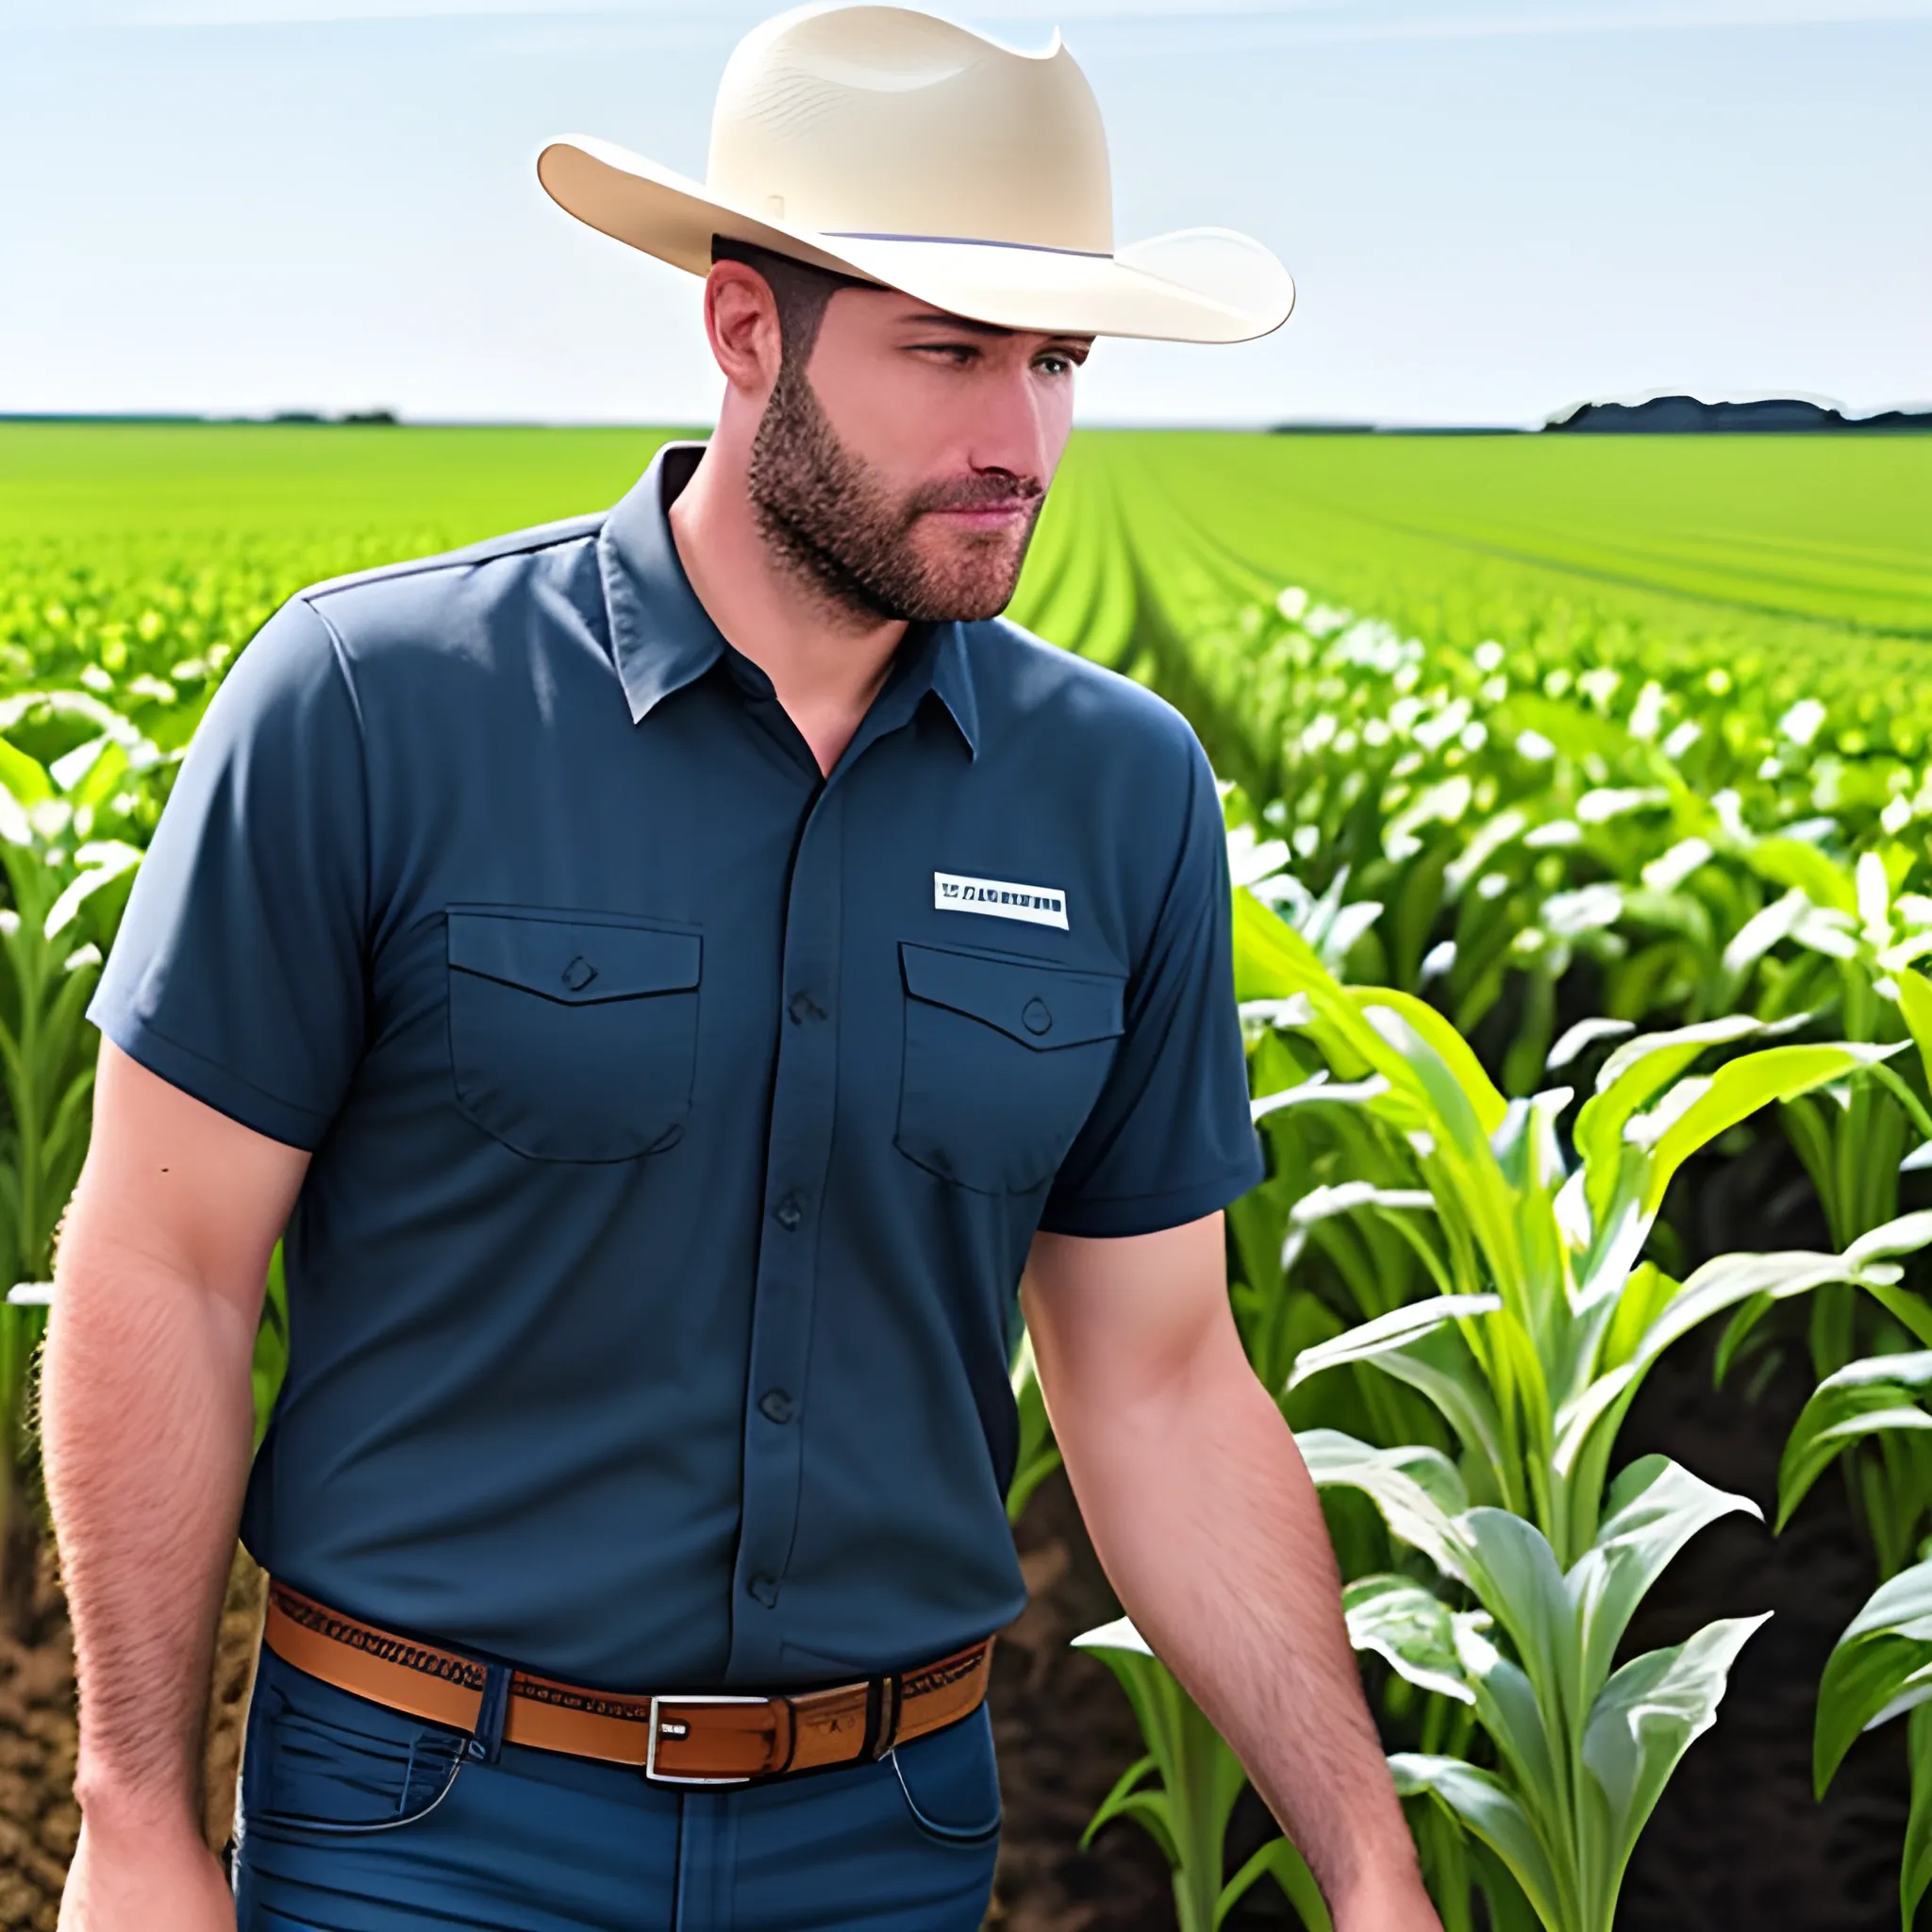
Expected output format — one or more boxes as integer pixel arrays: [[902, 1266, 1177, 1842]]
[[1057, 1328, 1431, 1924], [42, 1208, 258, 1831]]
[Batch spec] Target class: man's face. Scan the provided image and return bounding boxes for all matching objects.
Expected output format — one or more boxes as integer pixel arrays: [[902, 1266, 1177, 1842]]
[[747, 286, 1091, 626]]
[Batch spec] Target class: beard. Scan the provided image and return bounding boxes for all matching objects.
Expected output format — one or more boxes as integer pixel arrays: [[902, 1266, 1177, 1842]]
[[746, 362, 1045, 625]]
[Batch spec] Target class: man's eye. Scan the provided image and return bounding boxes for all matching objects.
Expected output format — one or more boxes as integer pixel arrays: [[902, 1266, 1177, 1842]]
[[1036, 355, 1074, 377]]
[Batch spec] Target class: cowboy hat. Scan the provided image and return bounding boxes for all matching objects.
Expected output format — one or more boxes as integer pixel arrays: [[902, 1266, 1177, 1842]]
[[537, 4, 1294, 345]]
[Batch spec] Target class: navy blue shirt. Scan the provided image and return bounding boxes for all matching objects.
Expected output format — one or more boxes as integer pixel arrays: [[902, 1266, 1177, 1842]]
[[91, 442, 1262, 1690]]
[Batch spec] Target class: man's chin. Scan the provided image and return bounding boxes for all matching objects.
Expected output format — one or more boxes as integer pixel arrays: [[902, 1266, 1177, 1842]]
[[906, 545, 1028, 624]]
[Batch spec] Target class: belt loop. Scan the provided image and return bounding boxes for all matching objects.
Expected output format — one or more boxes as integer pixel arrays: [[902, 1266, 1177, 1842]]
[[467, 1661, 513, 1765], [866, 1671, 904, 1761]]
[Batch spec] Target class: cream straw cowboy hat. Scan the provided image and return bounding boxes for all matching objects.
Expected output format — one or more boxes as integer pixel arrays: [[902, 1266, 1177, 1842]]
[[537, 4, 1293, 345]]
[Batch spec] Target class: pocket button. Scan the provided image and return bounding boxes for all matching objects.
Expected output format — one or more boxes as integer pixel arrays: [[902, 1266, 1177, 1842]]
[[1021, 997, 1053, 1036]]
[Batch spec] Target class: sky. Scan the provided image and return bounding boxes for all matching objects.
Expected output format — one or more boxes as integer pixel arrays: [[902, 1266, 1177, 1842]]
[[1, 1, 1927, 427]]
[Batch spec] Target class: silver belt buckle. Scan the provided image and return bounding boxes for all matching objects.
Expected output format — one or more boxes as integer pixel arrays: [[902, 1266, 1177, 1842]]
[[644, 1692, 769, 1786]]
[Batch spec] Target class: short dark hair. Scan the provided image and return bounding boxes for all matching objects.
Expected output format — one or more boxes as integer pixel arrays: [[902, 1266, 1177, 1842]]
[[710, 235, 876, 371]]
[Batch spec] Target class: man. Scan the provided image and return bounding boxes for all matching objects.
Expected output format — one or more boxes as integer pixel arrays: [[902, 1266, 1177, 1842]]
[[44, 7, 1444, 1929]]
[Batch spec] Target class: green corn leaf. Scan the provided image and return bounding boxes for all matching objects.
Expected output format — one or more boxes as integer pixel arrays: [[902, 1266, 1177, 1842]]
[[1567, 1457, 1761, 1699], [1904, 1703, 1932, 1932], [1776, 1351, 1932, 1530], [1074, 1613, 1156, 1659], [1080, 1752, 1164, 1849], [1232, 888, 1333, 1005], [1220, 1836, 1334, 1932], [42, 841, 142, 941], [1554, 1231, 1932, 1489], [1574, 1015, 1772, 1230], [1582, 1615, 1772, 1890], [1451, 1618, 1564, 1808], [1816, 1559, 1932, 1797], [1894, 968, 1932, 1101], [1295, 1428, 1471, 1584], [1297, 1307, 1513, 1503], [1453, 1508, 1583, 1736], [1342, 1574, 1476, 1705], [0, 736, 54, 810], [1357, 987, 1508, 1138], [1640, 1042, 1902, 1217], [1749, 835, 1860, 913], [1389, 1754, 1566, 1932], [1286, 1294, 1501, 1391]]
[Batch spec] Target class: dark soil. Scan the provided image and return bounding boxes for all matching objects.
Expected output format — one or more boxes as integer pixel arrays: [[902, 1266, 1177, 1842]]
[[0, 1550, 76, 1932]]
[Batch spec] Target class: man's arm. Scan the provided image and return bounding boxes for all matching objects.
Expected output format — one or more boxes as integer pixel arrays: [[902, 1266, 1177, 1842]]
[[42, 1041, 310, 1931], [1022, 1212, 1442, 1932]]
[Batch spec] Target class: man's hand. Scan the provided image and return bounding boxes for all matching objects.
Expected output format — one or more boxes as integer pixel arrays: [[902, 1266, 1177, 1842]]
[[58, 1809, 234, 1932], [1024, 1213, 1446, 1932]]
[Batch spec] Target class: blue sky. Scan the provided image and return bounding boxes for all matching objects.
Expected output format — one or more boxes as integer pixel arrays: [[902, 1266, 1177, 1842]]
[[2, 1, 1927, 426]]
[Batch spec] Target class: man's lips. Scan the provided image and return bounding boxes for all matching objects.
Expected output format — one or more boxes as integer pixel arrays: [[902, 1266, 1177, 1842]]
[[923, 501, 1037, 530]]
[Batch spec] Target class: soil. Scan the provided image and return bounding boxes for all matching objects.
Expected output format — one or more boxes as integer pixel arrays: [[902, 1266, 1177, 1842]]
[[0, 1550, 76, 1932]]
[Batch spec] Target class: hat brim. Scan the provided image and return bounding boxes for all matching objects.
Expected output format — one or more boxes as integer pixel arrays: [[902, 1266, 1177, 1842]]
[[537, 135, 1294, 346]]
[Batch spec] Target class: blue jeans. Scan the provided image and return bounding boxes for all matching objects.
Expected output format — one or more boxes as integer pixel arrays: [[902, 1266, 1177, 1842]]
[[232, 1647, 1002, 1930]]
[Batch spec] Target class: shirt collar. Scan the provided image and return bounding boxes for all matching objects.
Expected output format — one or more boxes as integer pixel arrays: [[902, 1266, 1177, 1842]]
[[597, 441, 980, 761]]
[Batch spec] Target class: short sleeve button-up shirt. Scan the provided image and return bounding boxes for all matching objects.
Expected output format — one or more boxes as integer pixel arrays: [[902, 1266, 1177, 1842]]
[[91, 442, 1263, 1690]]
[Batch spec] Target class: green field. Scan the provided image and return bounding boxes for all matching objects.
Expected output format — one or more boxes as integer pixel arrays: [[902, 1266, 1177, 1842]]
[[6, 421, 1932, 1932], [7, 421, 1927, 643]]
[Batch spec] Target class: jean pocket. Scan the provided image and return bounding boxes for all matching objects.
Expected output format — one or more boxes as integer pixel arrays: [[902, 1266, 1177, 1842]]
[[890, 1707, 1002, 1847], [242, 1652, 466, 1837]]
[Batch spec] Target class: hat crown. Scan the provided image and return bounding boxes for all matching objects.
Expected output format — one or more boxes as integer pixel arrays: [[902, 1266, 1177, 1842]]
[[707, 6, 1114, 256]]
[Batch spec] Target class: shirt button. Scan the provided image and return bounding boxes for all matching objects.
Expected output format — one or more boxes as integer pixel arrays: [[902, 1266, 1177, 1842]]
[[1022, 997, 1054, 1036], [774, 1194, 804, 1232], [747, 1574, 779, 1607], [758, 1389, 796, 1424], [788, 990, 826, 1024]]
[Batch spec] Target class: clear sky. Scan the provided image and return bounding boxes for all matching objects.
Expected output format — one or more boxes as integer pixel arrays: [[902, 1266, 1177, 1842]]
[[2, 1, 1927, 427]]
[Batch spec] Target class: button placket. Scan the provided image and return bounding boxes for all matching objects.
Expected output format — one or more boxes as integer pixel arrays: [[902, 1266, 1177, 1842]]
[[727, 784, 846, 1672]]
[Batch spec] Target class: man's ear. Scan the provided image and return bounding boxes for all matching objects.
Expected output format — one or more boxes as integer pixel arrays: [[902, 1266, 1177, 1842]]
[[704, 260, 784, 400]]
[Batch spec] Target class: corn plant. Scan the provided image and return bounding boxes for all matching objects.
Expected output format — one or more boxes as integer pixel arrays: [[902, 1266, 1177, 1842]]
[[1073, 1618, 1333, 1932], [1230, 887, 1932, 1932], [1007, 1329, 1060, 1524], [1772, 1350, 1932, 1930], [0, 705, 153, 1630]]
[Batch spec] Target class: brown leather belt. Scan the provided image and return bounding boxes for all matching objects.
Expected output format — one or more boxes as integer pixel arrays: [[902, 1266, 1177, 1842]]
[[263, 1581, 995, 1785]]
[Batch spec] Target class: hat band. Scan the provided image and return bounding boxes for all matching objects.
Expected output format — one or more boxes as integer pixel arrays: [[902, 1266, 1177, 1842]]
[[823, 230, 1115, 261]]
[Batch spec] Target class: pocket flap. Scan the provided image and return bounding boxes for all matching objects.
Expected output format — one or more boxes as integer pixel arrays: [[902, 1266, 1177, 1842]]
[[900, 941, 1124, 1050], [448, 908, 701, 1006]]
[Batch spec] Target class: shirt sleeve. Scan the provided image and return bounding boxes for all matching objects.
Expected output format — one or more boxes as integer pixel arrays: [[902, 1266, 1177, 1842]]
[[88, 595, 371, 1149], [1038, 730, 1263, 1239]]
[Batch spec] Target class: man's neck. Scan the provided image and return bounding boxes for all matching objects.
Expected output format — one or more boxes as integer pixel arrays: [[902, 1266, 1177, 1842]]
[[668, 442, 906, 779]]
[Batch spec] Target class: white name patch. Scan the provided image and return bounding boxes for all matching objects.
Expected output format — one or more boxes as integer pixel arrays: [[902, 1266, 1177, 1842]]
[[934, 872, 1070, 931]]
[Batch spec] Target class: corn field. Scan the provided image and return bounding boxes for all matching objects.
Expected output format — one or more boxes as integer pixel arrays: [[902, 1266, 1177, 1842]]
[[3, 421, 1931, 1929]]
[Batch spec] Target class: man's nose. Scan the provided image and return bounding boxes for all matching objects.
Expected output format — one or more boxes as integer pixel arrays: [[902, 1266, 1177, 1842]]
[[966, 363, 1053, 487]]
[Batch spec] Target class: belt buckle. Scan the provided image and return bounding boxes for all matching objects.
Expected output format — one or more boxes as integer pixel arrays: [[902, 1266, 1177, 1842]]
[[644, 1693, 770, 1786]]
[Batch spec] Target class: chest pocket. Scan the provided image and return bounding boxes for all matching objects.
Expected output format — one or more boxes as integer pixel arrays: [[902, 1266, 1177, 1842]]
[[895, 941, 1125, 1195], [446, 907, 701, 1163]]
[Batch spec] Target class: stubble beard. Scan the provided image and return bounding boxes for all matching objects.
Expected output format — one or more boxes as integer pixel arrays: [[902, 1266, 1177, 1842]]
[[746, 362, 1045, 626]]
